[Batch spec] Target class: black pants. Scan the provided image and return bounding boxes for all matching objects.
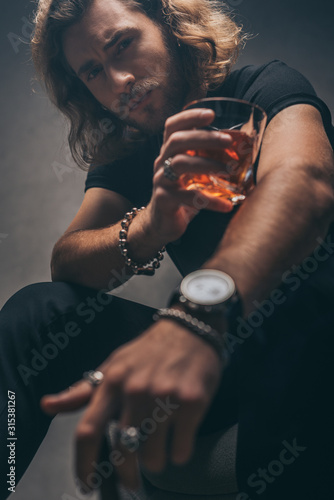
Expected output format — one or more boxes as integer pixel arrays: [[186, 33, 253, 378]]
[[0, 267, 334, 500]]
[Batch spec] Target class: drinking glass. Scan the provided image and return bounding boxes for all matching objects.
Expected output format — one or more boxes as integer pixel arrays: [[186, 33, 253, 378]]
[[181, 98, 267, 204]]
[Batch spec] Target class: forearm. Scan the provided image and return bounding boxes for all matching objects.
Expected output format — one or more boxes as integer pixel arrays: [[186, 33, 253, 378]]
[[203, 166, 334, 315], [51, 210, 167, 290]]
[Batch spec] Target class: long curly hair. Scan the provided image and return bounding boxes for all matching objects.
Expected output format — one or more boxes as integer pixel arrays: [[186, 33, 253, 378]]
[[31, 0, 246, 169]]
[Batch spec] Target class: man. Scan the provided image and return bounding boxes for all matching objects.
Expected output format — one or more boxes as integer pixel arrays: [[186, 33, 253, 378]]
[[0, 0, 333, 499]]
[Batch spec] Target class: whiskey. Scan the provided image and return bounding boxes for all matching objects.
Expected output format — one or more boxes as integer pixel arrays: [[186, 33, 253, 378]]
[[180, 130, 255, 204]]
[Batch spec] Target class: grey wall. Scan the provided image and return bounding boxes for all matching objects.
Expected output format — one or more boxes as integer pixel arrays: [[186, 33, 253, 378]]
[[0, 1, 333, 499]]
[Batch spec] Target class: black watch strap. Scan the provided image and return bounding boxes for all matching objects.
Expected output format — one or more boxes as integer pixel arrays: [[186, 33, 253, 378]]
[[168, 286, 243, 334]]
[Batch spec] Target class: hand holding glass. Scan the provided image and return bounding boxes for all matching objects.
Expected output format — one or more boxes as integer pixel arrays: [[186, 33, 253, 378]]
[[181, 98, 267, 204]]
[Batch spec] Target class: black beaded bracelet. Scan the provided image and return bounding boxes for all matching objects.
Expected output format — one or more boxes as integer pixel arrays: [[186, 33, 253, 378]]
[[153, 308, 228, 363], [119, 207, 166, 276]]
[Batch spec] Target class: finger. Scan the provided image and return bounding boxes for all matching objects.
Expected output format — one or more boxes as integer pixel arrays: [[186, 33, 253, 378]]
[[97, 436, 120, 500], [163, 108, 215, 142], [184, 192, 234, 213], [111, 439, 142, 491], [40, 381, 93, 415], [111, 391, 148, 490], [173, 186, 234, 213], [137, 415, 171, 473], [153, 173, 234, 212], [159, 154, 233, 178], [75, 382, 120, 491], [156, 131, 232, 173], [41, 361, 111, 415], [120, 396, 172, 474], [170, 410, 203, 465]]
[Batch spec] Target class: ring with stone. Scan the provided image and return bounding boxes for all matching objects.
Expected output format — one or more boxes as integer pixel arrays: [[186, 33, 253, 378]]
[[106, 420, 141, 451], [163, 157, 179, 181], [82, 370, 104, 387]]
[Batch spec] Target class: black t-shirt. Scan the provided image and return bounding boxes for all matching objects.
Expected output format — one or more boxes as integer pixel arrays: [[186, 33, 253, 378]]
[[85, 60, 334, 276]]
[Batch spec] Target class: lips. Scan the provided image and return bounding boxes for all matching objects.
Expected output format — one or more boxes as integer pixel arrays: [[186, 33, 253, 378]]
[[129, 90, 152, 111]]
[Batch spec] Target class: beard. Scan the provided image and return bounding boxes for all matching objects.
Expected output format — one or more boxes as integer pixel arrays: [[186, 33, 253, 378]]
[[124, 74, 188, 134], [107, 34, 189, 135]]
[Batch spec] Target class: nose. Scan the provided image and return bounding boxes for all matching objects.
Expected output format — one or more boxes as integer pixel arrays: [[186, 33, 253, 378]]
[[105, 64, 135, 94]]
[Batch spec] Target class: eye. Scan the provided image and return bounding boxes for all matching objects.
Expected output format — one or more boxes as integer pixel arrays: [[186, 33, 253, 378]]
[[117, 37, 133, 55], [87, 66, 103, 82]]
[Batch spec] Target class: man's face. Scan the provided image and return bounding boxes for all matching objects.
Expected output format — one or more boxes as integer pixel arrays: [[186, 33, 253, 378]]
[[62, 0, 189, 134]]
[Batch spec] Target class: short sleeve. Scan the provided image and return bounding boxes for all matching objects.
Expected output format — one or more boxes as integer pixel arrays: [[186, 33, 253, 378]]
[[212, 60, 333, 147], [84, 138, 159, 206]]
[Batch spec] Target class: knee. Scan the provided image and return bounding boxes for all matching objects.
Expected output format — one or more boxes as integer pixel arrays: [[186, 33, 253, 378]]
[[0, 281, 95, 324]]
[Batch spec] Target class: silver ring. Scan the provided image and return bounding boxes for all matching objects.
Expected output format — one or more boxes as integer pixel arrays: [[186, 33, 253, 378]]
[[83, 370, 104, 387], [106, 420, 141, 451], [106, 420, 120, 448], [163, 157, 179, 181]]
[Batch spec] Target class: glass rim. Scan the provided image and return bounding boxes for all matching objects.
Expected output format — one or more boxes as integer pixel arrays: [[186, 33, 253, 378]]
[[183, 97, 267, 118]]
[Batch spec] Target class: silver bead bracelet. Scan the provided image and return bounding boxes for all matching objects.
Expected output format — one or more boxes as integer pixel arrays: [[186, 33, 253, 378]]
[[153, 308, 228, 362], [119, 207, 166, 276]]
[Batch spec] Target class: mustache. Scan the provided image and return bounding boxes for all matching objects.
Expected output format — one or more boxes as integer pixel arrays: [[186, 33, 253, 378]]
[[121, 79, 160, 105], [105, 79, 160, 117]]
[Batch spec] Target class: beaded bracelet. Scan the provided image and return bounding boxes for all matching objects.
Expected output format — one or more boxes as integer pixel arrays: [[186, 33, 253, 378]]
[[119, 207, 166, 276], [153, 308, 228, 363]]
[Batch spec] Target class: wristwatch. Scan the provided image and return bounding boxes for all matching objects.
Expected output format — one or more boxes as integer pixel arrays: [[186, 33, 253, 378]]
[[168, 269, 242, 328]]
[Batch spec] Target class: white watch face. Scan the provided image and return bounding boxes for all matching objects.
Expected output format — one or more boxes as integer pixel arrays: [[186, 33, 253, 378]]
[[181, 270, 235, 306]]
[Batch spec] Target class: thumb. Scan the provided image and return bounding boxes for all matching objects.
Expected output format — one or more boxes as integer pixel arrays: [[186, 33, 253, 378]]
[[40, 381, 94, 415]]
